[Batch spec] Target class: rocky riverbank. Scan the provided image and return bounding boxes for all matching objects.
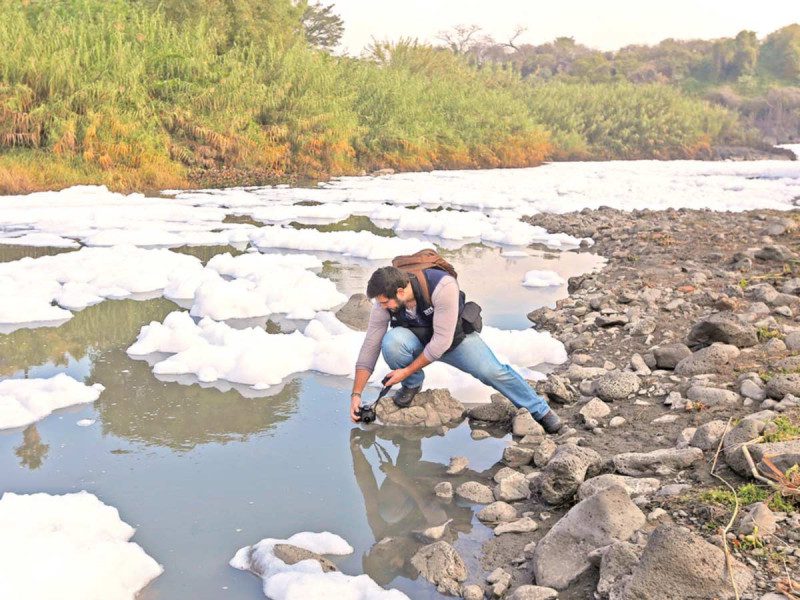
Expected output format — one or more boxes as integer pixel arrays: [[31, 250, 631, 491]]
[[348, 206, 800, 599]]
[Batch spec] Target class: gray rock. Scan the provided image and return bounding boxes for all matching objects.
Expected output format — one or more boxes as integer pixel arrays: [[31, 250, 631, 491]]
[[487, 568, 512, 596], [690, 420, 730, 450], [446, 456, 469, 475], [686, 385, 740, 406], [477, 501, 518, 524], [781, 278, 800, 295], [469, 395, 516, 423], [435, 482, 453, 500], [610, 525, 753, 600], [532, 486, 646, 590], [461, 584, 484, 600], [493, 467, 519, 483], [738, 502, 777, 537], [508, 585, 558, 600], [533, 438, 558, 467], [749, 439, 800, 474], [675, 427, 697, 449], [686, 312, 758, 349], [503, 445, 535, 468], [597, 542, 641, 599], [535, 445, 602, 505], [563, 365, 608, 383], [613, 447, 703, 476], [655, 483, 691, 498], [630, 353, 652, 375], [411, 541, 467, 596], [674, 343, 740, 376], [580, 397, 611, 422], [740, 379, 767, 401], [334, 293, 372, 330], [755, 244, 796, 262], [273, 544, 337, 572], [536, 374, 576, 404], [455, 482, 494, 504], [723, 418, 768, 476], [494, 517, 539, 535], [578, 474, 661, 501], [376, 389, 464, 427], [609, 416, 626, 428], [766, 373, 800, 399], [513, 410, 545, 437], [594, 371, 641, 401], [765, 337, 787, 354], [471, 429, 491, 440], [653, 343, 692, 370], [494, 471, 531, 502], [785, 331, 800, 352]]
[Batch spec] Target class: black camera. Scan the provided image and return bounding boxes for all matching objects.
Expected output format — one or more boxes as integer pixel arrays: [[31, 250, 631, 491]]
[[356, 404, 376, 424]]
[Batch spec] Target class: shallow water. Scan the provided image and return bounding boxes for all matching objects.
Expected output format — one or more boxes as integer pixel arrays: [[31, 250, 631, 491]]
[[0, 240, 598, 598]]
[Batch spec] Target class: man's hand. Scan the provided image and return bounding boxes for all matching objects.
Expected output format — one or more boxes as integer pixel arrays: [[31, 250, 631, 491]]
[[383, 368, 410, 388], [350, 394, 362, 423]]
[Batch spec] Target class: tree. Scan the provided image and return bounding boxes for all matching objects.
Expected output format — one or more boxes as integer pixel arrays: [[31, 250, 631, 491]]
[[437, 24, 486, 55], [302, 2, 344, 51], [759, 24, 800, 81]]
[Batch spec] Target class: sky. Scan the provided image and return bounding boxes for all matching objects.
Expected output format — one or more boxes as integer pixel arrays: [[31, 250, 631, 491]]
[[330, 0, 800, 55]]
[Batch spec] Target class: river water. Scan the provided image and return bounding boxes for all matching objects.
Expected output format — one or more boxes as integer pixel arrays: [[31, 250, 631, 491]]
[[0, 240, 600, 599]]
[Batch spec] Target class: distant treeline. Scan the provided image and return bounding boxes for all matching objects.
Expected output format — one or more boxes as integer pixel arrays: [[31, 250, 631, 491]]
[[0, 0, 793, 194], [456, 23, 800, 144]]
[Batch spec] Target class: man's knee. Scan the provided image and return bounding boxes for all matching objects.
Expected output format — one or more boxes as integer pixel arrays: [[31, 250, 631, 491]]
[[381, 328, 418, 363]]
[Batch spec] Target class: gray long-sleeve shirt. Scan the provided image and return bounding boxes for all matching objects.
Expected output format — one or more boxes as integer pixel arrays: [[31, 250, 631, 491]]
[[355, 275, 460, 373]]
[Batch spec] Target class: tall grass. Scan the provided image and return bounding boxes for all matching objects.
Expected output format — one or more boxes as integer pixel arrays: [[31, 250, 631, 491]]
[[0, 0, 743, 193]]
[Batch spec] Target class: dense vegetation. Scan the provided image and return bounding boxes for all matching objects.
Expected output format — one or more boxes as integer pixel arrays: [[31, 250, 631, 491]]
[[0, 0, 793, 194]]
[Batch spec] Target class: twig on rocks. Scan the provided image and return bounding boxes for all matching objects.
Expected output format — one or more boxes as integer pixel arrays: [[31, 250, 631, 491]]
[[740, 438, 782, 488], [709, 417, 740, 600]]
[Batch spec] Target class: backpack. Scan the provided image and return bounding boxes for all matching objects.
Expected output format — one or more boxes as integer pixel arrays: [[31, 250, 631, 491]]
[[391, 249, 457, 306], [391, 249, 482, 334]]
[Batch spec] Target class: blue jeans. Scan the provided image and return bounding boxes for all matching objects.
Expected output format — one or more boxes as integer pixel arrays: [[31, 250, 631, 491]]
[[381, 327, 552, 419]]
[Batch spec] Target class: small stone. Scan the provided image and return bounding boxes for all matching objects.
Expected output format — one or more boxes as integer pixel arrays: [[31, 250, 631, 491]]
[[579, 397, 611, 422], [503, 445, 535, 468], [493, 467, 519, 483], [738, 502, 777, 537], [609, 416, 626, 428], [461, 584, 484, 600], [447, 456, 469, 475], [513, 409, 546, 437], [495, 517, 539, 535], [456, 481, 494, 504], [648, 508, 667, 521], [652, 414, 678, 424], [494, 471, 531, 502], [533, 438, 557, 467], [435, 481, 454, 500], [477, 501, 518, 524], [471, 429, 491, 440], [594, 371, 641, 401], [507, 585, 558, 600]]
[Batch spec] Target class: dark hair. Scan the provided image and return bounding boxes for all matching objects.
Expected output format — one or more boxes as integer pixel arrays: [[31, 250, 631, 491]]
[[366, 267, 409, 299]]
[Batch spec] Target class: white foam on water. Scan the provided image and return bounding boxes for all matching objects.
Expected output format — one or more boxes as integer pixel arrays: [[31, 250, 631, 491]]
[[0, 491, 162, 600], [522, 269, 566, 287], [0, 246, 204, 326], [0, 373, 104, 430], [248, 226, 435, 260], [186, 253, 346, 320], [230, 531, 409, 600], [128, 310, 565, 403], [0, 232, 79, 247]]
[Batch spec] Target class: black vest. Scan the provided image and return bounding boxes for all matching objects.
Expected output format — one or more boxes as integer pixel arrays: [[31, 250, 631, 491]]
[[389, 268, 466, 352]]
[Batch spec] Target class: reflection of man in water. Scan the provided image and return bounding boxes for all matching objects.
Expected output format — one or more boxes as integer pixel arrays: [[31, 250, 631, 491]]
[[349, 428, 473, 586]]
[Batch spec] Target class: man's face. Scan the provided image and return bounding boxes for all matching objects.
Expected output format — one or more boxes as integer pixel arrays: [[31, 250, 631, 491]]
[[375, 287, 406, 311]]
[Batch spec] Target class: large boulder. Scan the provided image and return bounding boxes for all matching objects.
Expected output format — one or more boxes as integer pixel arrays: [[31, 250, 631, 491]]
[[674, 343, 740, 376], [613, 447, 703, 476], [376, 389, 464, 427], [468, 395, 516, 423], [594, 371, 641, 401], [608, 525, 753, 600], [410, 541, 467, 596], [653, 343, 692, 370], [334, 293, 372, 330], [535, 445, 602, 505], [686, 312, 758, 349], [532, 486, 646, 590]]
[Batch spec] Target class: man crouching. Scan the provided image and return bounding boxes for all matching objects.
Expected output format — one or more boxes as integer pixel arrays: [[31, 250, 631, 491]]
[[349, 261, 562, 434]]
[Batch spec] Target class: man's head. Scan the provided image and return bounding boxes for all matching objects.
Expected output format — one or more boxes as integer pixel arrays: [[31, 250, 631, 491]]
[[367, 266, 411, 311]]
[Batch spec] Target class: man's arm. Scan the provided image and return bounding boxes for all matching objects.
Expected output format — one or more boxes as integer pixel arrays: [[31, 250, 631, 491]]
[[350, 303, 389, 421]]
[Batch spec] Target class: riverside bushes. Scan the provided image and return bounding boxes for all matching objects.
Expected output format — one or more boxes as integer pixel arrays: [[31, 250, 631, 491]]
[[0, 0, 743, 193]]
